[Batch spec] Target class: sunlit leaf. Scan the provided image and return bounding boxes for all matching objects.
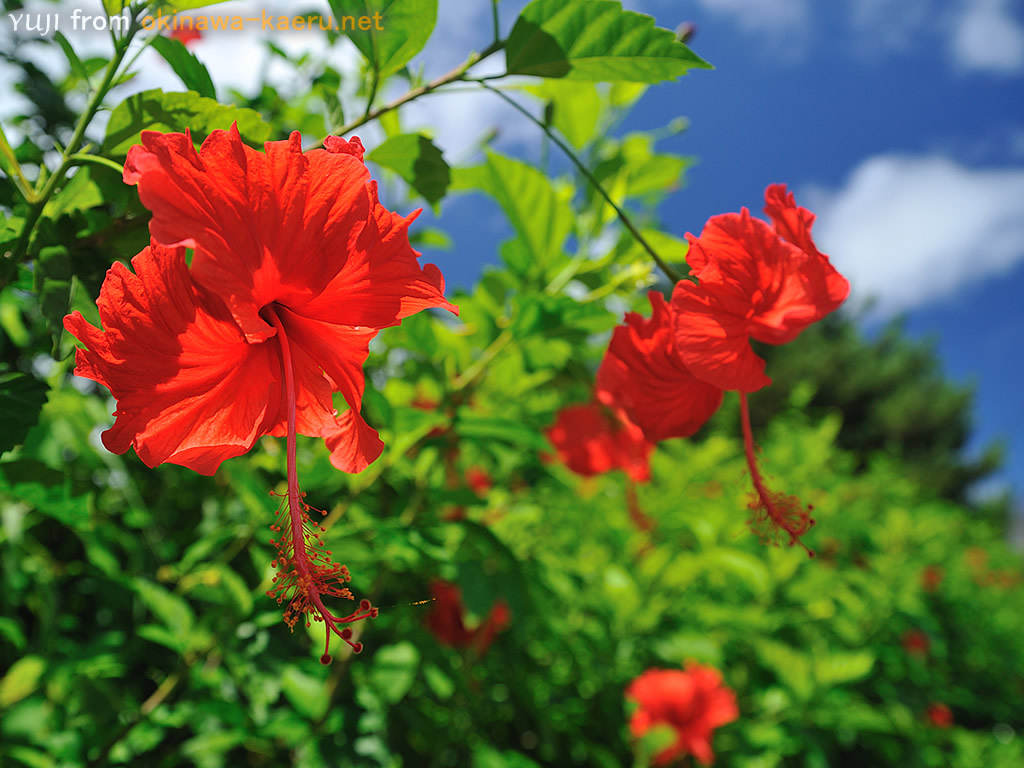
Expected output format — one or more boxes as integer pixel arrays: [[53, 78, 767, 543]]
[[328, 0, 438, 78], [506, 0, 711, 82], [368, 133, 450, 207], [0, 655, 46, 708], [460, 152, 573, 276], [150, 36, 216, 100], [369, 641, 420, 704], [814, 651, 875, 686], [102, 89, 272, 155], [525, 80, 601, 148]]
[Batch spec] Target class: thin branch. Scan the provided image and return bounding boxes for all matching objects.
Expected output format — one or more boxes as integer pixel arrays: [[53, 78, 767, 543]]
[[330, 40, 504, 139], [475, 81, 685, 285], [68, 153, 125, 175]]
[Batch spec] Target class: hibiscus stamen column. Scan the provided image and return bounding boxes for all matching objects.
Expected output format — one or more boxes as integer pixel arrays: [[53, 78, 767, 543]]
[[263, 303, 378, 664], [738, 392, 815, 558]]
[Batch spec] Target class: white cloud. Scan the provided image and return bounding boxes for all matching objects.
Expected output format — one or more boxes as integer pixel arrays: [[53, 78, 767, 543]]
[[952, 0, 1024, 73], [847, 0, 1024, 74], [691, 0, 809, 32], [807, 154, 1024, 316]]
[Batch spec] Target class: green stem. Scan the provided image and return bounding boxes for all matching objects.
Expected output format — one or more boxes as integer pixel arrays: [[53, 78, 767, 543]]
[[475, 81, 685, 285], [451, 328, 512, 391], [67, 153, 126, 175], [490, 0, 500, 45], [9, 12, 141, 265], [331, 40, 504, 138], [363, 67, 381, 122]]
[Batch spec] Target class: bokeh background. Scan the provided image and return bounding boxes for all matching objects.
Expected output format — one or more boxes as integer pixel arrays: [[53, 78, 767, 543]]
[[1, 1, 1023, 766]]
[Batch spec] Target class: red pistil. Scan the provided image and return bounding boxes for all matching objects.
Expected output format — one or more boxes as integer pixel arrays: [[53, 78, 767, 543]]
[[739, 392, 815, 557], [263, 304, 377, 663]]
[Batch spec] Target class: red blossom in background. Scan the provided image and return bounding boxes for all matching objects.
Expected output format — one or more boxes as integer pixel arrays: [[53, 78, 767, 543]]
[[927, 703, 953, 728], [64, 127, 456, 661], [902, 629, 931, 657], [921, 565, 944, 592], [546, 402, 653, 482], [466, 465, 492, 496], [596, 291, 723, 443], [627, 664, 739, 766], [169, 25, 202, 46], [424, 580, 510, 655]]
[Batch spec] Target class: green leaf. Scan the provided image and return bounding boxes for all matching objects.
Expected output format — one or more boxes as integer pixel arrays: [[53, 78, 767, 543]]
[[525, 80, 601, 149], [327, 0, 438, 78], [181, 731, 248, 762], [280, 666, 331, 719], [757, 639, 814, 700], [33, 245, 73, 355], [506, 0, 711, 82], [150, 36, 216, 100], [0, 655, 46, 708], [456, 412, 550, 451], [6, 746, 56, 768], [0, 461, 90, 529], [465, 152, 573, 276], [0, 617, 28, 651], [409, 227, 452, 249], [814, 651, 875, 686], [131, 578, 196, 642], [53, 32, 88, 84], [102, 89, 272, 155], [422, 663, 454, 700], [0, 374, 48, 456], [368, 134, 450, 208], [369, 641, 420, 704], [42, 167, 104, 220]]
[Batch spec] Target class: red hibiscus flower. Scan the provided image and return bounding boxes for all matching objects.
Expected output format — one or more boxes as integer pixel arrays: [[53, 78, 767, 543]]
[[663, 185, 848, 556], [927, 702, 953, 728], [672, 184, 849, 394], [546, 402, 653, 482], [424, 580, 510, 655], [596, 291, 723, 443], [627, 664, 739, 766], [64, 126, 456, 661]]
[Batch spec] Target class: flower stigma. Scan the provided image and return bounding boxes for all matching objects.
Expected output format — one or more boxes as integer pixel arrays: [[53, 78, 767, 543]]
[[262, 303, 378, 663], [739, 391, 815, 557]]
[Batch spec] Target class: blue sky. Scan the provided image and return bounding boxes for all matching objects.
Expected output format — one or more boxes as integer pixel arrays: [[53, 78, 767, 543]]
[[2, 1, 1021, 500]]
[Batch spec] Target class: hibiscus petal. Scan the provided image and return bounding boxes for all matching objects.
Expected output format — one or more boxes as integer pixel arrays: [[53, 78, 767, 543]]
[[764, 183, 850, 318], [63, 244, 280, 475], [275, 307, 384, 473], [671, 279, 772, 393], [597, 292, 723, 441], [290, 180, 456, 328], [124, 125, 373, 343], [546, 403, 652, 482]]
